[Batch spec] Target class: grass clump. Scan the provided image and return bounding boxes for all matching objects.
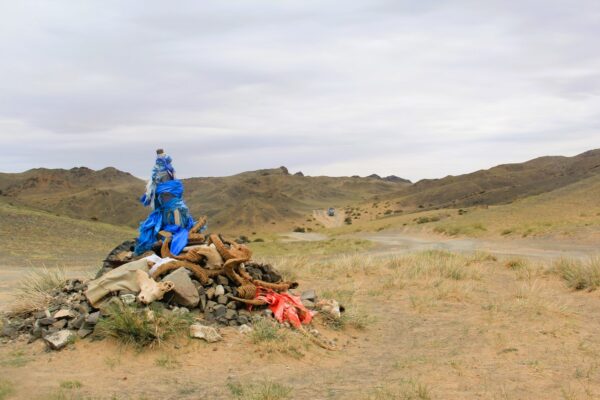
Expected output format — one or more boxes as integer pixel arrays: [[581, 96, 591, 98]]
[[365, 381, 432, 400], [0, 379, 14, 400], [10, 266, 66, 315], [505, 258, 528, 270], [95, 303, 192, 348], [249, 318, 308, 359], [553, 257, 600, 291], [0, 350, 32, 368], [59, 380, 82, 390], [227, 380, 292, 400]]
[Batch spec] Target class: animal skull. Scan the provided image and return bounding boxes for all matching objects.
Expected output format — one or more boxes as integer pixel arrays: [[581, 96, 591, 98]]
[[135, 270, 175, 305], [316, 299, 345, 320]]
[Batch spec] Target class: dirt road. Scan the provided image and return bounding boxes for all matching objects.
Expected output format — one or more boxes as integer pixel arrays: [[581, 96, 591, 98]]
[[313, 209, 344, 228], [357, 231, 600, 261]]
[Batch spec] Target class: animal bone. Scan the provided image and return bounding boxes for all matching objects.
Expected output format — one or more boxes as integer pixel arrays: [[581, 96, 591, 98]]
[[150, 260, 222, 285], [136, 270, 174, 305], [209, 234, 252, 261], [160, 237, 223, 268], [315, 299, 345, 320]]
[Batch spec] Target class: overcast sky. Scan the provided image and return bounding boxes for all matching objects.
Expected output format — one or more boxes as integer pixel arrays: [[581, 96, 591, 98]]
[[0, 1, 598, 181]]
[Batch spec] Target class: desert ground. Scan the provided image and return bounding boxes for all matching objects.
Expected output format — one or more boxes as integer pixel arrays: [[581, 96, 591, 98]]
[[1, 153, 600, 399], [1, 227, 600, 400]]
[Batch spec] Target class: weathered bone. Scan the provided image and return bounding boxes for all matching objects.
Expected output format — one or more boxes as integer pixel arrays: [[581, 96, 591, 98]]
[[135, 270, 174, 305]]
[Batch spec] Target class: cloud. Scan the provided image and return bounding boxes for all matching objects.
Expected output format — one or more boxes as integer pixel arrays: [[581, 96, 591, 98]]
[[0, 0, 598, 181]]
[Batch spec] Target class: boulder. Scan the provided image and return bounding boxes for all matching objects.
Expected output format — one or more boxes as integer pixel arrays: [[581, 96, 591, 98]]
[[189, 324, 222, 343], [162, 268, 199, 308], [44, 330, 74, 350]]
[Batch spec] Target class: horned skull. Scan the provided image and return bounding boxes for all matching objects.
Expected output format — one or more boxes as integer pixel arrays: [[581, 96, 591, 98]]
[[135, 270, 175, 305]]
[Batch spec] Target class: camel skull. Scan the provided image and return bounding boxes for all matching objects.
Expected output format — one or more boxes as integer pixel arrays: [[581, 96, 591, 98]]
[[135, 270, 174, 305]]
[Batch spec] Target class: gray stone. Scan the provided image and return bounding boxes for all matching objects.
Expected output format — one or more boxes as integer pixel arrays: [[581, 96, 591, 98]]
[[68, 316, 85, 330], [52, 319, 67, 330], [189, 324, 222, 343], [38, 318, 56, 326], [77, 328, 93, 338], [33, 311, 47, 319], [301, 290, 317, 302], [226, 302, 238, 310], [199, 294, 207, 312], [217, 295, 228, 305], [1, 325, 17, 339], [206, 300, 217, 312], [162, 268, 199, 308], [213, 304, 227, 318], [228, 320, 238, 327], [86, 312, 100, 325], [225, 309, 238, 320], [237, 316, 250, 325], [44, 330, 74, 350], [216, 275, 229, 286]]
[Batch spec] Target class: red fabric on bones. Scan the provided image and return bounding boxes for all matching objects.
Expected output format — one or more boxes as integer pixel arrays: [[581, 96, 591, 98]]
[[252, 287, 313, 328]]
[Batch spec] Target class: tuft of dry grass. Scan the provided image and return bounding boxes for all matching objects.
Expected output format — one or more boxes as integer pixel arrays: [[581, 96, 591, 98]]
[[9, 266, 66, 315], [227, 379, 292, 400], [249, 318, 309, 359], [553, 257, 600, 291], [94, 303, 192, 349]]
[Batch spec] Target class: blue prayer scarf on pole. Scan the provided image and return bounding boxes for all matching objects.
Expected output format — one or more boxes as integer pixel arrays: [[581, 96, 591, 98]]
[[134, 180, 194, 256]]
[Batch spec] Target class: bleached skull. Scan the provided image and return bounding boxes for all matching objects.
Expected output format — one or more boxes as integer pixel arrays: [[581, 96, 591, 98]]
[[135, 270, 175, 305], [316, 299, 345, 320]]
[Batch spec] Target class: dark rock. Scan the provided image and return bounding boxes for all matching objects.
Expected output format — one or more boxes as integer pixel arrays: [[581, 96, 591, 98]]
[[216, 276, 229, 286], [1, 325, 17, 339], [68, 316, 85, 330], [86, 312, 100, 325], [78, 328, 93, 338], [237, 316, 249, 325], [228, 320, 239, 327], [38, 318, 56, 326], [33, 311, 47, 319], [198, 294, 207, 312], [213, 305, 227, 318]]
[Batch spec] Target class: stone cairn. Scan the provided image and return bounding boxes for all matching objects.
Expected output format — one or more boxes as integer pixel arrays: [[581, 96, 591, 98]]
[[0, 233, 322, 350]]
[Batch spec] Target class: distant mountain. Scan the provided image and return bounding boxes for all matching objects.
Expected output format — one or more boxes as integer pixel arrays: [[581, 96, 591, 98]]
[[385, 149, 600, 210], [2, 149, 598, 231], [0, 165, 409, 230]]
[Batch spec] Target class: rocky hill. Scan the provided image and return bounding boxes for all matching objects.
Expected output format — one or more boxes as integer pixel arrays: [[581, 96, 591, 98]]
[[384, 149, 600, 211]]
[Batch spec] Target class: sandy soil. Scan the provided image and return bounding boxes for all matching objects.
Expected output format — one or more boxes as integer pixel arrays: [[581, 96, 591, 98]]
[[2, 234, 600, 399]]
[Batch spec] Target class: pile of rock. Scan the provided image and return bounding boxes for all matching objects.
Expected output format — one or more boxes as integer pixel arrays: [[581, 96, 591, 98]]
[[1, 279, 100, 349]]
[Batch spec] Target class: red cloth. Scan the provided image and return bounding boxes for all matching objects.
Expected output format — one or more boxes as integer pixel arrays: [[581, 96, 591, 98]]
[[254, 287, 313, 328]]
